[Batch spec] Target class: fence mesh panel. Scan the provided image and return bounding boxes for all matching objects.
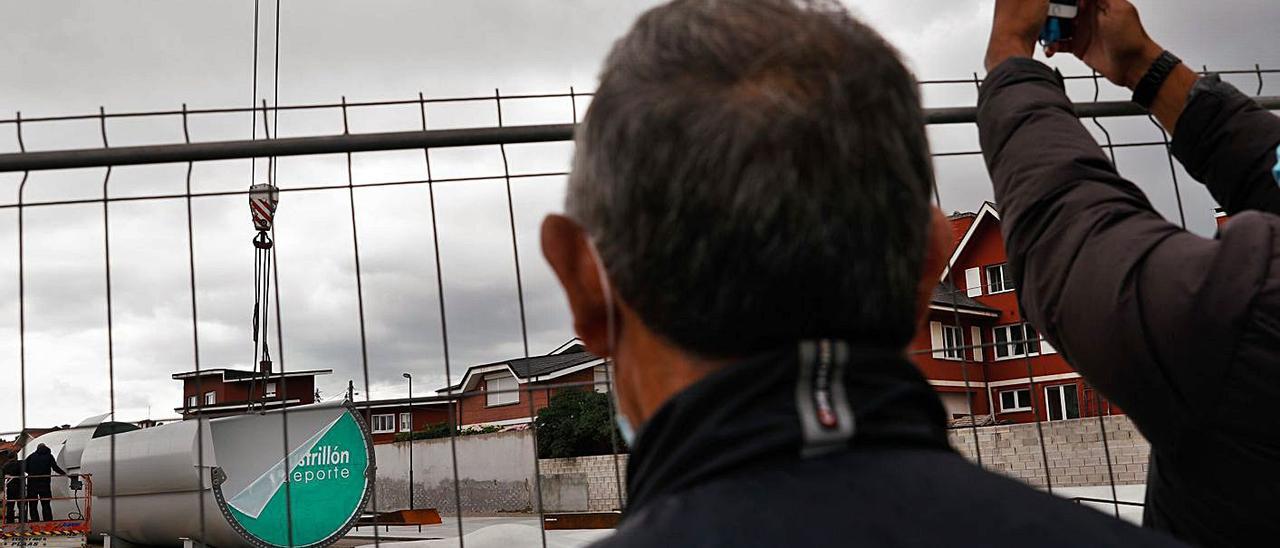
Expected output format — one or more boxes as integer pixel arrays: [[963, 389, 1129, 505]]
[[0, 66, 1276, 546]]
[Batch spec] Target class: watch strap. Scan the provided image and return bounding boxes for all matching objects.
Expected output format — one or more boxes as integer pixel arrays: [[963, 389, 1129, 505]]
[[1132, 51, 1182, 110]]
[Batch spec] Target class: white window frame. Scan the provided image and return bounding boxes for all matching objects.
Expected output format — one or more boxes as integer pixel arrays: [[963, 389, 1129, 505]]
[[940, 325, 964, 361], [204, 391, 217, 405], [964, 267, 983, 297], [986, 263, 1015, 294], [593, 364, 612, 394], [1045, 384, 1081, 422], [970, 326, 984, 362], [371, 414, 396, 434], [187, 395, 198, 409], [992, 323, 1043, 360], [485, 373, 520, 407], [998, 388, 1032, 413], [265, 382, 278, 398], [399, 412, 412, 433]]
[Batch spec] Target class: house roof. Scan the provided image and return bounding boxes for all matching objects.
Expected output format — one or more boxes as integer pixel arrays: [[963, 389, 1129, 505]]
[[0, 428, 59, 454], [437, 350, 604, 394], [354, 395, 453, 410], [173, 398, 304, 414], [930, 281, 999, 314], [509, 351, 601, 378], [940, 202, 1001, 283], [548, 338, 586, 355], [172, 368, 333, 382]]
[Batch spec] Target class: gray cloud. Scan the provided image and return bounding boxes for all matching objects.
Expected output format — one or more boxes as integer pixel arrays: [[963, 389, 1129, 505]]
[[0, 0, 1275, 431]]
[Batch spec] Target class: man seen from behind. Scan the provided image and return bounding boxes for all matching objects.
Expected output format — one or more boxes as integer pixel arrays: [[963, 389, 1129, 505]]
[[541, 0, 1183, 545]]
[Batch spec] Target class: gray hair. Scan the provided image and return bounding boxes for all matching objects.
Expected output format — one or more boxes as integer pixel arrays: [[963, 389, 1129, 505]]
[[568, 0, 934, 358]]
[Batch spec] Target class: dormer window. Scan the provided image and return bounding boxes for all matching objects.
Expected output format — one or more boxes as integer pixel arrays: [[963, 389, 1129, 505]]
[[485, 373, 519, 406]]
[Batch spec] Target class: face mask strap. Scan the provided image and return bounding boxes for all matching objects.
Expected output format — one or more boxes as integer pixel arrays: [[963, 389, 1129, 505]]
[[583, 236, 637, 447], [583, 237, 617, 357]]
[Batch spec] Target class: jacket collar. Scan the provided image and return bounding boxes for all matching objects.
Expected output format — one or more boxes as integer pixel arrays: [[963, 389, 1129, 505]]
[[624, 339, 952, 514]]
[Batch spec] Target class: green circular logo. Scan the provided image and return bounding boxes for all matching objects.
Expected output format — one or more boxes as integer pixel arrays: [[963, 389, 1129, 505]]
[[216, 411, 371, 548]]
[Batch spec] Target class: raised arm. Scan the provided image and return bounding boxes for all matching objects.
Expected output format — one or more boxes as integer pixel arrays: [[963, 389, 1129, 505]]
[[979, 1, 1276, 448], [1047, 0, 1280, 216], [1171, 77, 1280, 216]]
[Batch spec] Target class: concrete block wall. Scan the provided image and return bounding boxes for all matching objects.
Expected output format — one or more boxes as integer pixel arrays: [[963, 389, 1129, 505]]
[[539, 454, 629, 512], [374, 417, 1144, 515], [374, 430, 537, 515], [949, 415, 1149, 488]]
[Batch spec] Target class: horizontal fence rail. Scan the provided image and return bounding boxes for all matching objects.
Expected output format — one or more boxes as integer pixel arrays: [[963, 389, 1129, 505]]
[[0, 124, 576, 172], [3, 96, 1276, 173]]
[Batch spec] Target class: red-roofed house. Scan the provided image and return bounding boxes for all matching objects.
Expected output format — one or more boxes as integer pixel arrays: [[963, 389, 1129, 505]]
[[172, 367, 332, 418], [436, 341, 611, 429], [911, 203, 1117, 426]]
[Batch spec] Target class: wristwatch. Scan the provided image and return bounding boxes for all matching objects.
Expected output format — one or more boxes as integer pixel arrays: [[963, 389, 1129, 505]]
[[1132, 50, 1182, 110]]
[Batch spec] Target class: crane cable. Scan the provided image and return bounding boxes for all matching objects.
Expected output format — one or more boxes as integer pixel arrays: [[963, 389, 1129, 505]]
[[248, 0, 280, 411]]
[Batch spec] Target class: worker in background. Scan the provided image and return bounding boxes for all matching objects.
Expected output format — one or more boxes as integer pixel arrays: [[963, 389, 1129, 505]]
[[542, 0, 1181, 545], [981, 0, 1280, 545], [1, 450, 25, 523], [22, 444, 66, 522]]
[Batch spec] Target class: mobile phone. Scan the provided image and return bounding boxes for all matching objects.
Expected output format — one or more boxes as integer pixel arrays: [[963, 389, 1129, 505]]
[[1040, 0, 1080, 47]]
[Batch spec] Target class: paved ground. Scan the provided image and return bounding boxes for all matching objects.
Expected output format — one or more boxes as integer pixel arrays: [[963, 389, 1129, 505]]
[[347, 519, 611, 548], [347, 484, 1148, 547], [1050, 484, 1146, 525]]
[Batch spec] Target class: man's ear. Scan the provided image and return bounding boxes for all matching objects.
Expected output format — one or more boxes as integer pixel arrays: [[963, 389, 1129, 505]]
[[917, 207, 952, 324], [541, 214, 611, 357]]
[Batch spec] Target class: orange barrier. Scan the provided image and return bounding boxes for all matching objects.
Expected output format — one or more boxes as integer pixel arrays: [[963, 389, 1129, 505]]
[[356, 508, 443, 526], [542, 512, 621, 530], [0, 475, 92, 534]]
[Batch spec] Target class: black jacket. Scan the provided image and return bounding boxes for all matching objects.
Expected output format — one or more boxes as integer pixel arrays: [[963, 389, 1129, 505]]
[[1, 460, 22, 495], [593, 340, 1180, 547], [977, 58, 1280, 547], [23, 446, 65, 485]]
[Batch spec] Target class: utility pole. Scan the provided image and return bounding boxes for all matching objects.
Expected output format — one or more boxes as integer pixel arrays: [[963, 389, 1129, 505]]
[[402, 372, 414, 510]]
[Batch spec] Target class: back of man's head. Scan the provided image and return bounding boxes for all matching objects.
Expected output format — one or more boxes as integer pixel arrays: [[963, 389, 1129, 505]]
[[568, 0, 934, 358]]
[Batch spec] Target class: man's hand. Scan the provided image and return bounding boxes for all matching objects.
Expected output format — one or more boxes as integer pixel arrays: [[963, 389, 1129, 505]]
[[1048, 0, 1163, 89], [986, 0, 1049, 72]]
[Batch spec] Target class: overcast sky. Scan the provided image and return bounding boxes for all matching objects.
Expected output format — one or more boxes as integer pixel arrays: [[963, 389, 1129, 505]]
[[0, 0, 1275, 433]]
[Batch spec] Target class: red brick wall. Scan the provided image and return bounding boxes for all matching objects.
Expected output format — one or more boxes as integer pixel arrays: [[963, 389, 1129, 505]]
[[182, 374, 317, 410], [949, 214, 976, 247], [273, 376, 317, 404], [951, 219, 1021, 318], [909, 313, 991, 383], [456, 369, 596, 427], [182, 374, 223, 407], [365, 405, 452, 445]]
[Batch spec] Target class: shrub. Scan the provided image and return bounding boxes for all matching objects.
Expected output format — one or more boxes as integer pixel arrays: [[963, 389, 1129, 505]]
[[394, 422, 504, 442], [535, 390, 628, 458]]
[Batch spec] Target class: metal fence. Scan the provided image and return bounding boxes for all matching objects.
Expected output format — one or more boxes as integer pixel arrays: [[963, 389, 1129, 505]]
[[0, 65, 1277, 548]]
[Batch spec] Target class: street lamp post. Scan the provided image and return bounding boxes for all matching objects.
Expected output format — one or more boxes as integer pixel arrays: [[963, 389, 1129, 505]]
[[403, 372, 414, 510]]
